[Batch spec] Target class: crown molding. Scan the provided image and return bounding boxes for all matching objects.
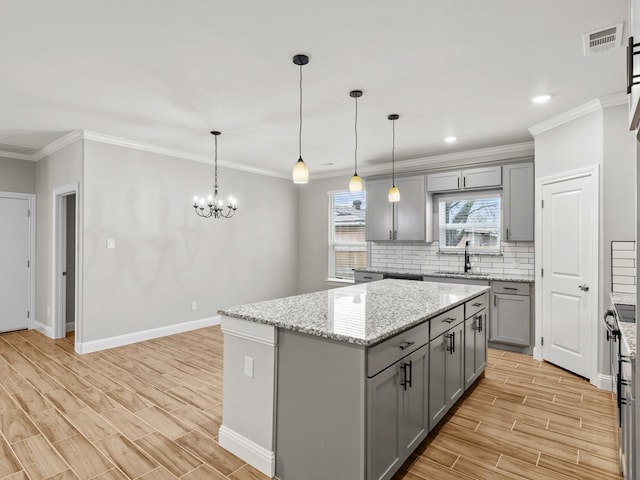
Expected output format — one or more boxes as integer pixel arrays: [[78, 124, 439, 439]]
[[0, 151, 33, 161], [529, 92, 627, 136], [31, 130, 84, 161], [309, 141, 535, 180]]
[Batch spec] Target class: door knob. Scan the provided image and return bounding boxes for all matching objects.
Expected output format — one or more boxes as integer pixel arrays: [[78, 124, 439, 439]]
[[578, 284, 589, 291]]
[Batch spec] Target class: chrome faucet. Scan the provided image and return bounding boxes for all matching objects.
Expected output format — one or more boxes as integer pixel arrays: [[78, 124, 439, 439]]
[[464, 240, 471, 273]]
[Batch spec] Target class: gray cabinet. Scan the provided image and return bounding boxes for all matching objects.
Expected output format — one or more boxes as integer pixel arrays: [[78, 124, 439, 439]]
[[367, 344, 428, 480], [490, 282, 531, 346], [365, 176, 426, 241], [464, 310, 487, 389], [426, 166, 501, 192], [503, 163, 534, 242], [429, 309, 464, 430]]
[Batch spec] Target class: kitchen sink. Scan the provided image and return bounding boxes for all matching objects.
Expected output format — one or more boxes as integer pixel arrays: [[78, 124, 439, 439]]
[[433, 271, 490, 276]]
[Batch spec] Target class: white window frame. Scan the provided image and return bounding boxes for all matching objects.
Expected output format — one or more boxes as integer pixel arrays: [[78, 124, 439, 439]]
[[436, 190, 502, 253], [328, 190, 367, 281]]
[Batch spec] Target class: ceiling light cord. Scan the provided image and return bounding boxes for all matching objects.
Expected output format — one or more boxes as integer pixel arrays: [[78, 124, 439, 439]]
[[213, 133, 219, 195], [391, 117, 395, 186], [354, 93, 358, 175], [298, 63, 303, 160]]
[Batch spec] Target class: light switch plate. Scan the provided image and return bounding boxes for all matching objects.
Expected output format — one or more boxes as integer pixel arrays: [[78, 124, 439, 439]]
[[107, 238, 116, 249]]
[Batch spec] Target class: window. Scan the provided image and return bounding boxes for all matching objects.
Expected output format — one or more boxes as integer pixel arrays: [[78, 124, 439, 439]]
[[438, 192, 501, 251], [328, 190, 367, 280]]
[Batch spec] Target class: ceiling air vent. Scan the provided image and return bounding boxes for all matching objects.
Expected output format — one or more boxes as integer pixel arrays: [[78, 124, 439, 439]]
[[583, 23, 623, 55]]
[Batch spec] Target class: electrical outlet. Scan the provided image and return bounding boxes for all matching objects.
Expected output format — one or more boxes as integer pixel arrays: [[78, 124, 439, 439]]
[[191, 301, 197, 311], [244, 356, 254, 378]]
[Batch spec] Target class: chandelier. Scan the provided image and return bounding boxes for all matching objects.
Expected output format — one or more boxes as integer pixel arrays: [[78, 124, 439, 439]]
[[192, 131, 238, 219]]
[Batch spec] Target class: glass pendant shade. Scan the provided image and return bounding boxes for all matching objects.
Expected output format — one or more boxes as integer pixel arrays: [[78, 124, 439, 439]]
[[292, 157, 309, 184], [388, 185, 400, 202], [349, 174, 364, 192]]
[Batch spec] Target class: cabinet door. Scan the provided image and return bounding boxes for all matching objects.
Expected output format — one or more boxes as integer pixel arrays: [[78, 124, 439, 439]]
[[367, 365, 401, 480], [461, 166, 502, 189], [503, 163, 533, 242], [427, 171, 461, 192], [490, 293, 531, 346], [475, 311, 487, 375], [445, 323, 465, 406], [395, 176, 426, 241], [366, 179, 395, 241], [399, 345, 428, 456], [464, 317, 477, 389], [428, 333, 447, 430]]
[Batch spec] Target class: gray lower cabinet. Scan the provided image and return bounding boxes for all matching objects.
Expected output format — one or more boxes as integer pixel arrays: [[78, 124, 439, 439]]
[[367, 344, 428, 480], [464, 309, 487, 389], [490, 283, 530, 346], [429, 316, 464, 430]]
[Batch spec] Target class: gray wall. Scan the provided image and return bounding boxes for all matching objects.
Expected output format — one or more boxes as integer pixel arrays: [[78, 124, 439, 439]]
[[35, 140, 84, 328], [0, 156, 36, 193], [533, 102, 635, 377], [81, 140, 298, 343], [297, 175, 347, 294]]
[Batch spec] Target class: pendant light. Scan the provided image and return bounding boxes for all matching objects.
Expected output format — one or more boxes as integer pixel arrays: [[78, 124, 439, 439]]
[[292, 54, 310, 184], [192, 131, 238, 219], [387, 114, 400, 202], [348, 90, 364, 192]]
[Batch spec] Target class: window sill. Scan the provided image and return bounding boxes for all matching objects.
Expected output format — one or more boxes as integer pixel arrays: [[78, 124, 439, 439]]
[[438, 250, 503, 257], [326, 278, 355, 287]]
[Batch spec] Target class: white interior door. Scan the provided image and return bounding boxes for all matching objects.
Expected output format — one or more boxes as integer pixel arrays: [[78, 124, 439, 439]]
[[540, 173, 596, 379], [0, 196, 30, 333]]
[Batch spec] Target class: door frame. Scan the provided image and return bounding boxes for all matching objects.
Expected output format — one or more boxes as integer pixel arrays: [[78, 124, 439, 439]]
[[0, 191, 36, 330], [52, 184, 81, 344], [534, 165, 600, 385]]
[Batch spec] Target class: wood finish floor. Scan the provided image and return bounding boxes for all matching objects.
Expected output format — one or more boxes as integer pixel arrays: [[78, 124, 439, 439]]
[[0, 327, 622, 480]]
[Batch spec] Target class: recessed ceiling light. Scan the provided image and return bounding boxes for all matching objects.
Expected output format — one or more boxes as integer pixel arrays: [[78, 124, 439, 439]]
[[530, 94, 551, 104], [444, 136, 457, 144]]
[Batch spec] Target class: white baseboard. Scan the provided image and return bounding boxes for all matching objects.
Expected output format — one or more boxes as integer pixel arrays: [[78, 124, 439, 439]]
[[76, 316, 220, 354], [219, 425, 275, 478], [66, 322, 75, 333], [592, 373, 614, 391], [32, 320, 53, 338]]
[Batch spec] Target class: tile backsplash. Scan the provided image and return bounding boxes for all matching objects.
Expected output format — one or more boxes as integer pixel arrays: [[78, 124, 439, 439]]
[[611, 241, 636, 293], [370, 241, 535, 277]]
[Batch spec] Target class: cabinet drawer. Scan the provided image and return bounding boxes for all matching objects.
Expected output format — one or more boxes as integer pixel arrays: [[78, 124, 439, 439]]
[[367, 321, 429, 377], [354, 271, 384, 283], [465, 293, 488, 319], [492, 281, 530, 296], [429, 305, 464, 340]]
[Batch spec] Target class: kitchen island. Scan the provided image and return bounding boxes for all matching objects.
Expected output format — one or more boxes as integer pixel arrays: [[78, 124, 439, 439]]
[[218, 279, 490, 480]]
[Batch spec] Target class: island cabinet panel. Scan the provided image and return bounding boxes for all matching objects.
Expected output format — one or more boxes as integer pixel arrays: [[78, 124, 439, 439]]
[[367, 344, 428, 480], [275, 330, 366, 480], [429, 316, 464, 431]]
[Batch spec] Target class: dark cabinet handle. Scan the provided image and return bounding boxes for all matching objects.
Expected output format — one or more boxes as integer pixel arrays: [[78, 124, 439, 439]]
[[506, 228, 509, 241], [442, 317, 456, 324], [445, 332, 455, 354], [494, 295, 497, 306], [475, 314, 483, 332], [400, 360, 412, 390], [504, 287, 518, 291], [463, 176, 466, 188], [389, 230, 393, 240], [399, 341, 415, 351], [472, 302, 482, 307], [363, 276, 373, 280]]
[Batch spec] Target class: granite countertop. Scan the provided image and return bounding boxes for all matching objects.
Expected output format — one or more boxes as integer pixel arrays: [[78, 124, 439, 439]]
[[610, 292, 636, 357], [219, 279, 489, 347], [357, 268, 534, 283]]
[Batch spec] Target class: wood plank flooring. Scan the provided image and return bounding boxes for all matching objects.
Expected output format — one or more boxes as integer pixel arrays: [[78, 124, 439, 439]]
[[0, 327, 622, 480]]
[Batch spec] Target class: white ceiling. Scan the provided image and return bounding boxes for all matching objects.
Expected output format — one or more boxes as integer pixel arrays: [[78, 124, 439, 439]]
[[0, 0, 628, 178]]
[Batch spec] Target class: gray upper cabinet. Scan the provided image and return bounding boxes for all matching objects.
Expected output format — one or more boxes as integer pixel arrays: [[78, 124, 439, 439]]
[[365, 176, 425, 241], [426, 166, 501, 193], [502, 163, 534, 242]]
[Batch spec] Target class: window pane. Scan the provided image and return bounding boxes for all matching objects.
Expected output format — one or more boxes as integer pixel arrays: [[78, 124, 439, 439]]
[[438, 196, 501, 250], [329, 191, 367, 280]]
